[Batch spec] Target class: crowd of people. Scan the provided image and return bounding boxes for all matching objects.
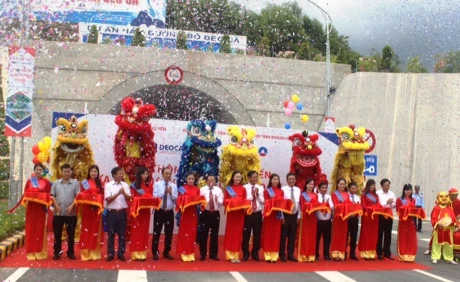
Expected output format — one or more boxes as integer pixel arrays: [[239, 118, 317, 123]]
[[19, 163, 460, 265]]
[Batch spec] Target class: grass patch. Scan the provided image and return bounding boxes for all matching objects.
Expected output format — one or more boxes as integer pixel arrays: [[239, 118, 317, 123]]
[[0, 181, 7, 199], [0, 200, 25, 241]]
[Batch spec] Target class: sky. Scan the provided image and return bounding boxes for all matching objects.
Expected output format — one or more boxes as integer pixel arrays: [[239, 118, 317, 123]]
[[232, 0, 460, 71]]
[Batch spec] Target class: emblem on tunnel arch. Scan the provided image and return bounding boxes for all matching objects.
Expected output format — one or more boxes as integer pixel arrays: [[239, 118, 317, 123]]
[[164, 65, 184, 85]]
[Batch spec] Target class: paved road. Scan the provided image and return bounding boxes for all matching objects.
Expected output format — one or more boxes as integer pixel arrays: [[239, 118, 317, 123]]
[[1, 220, 458, 282]]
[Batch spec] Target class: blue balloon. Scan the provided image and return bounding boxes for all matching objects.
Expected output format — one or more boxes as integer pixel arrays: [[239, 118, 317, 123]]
[[296, 103, 303, 111], [285, 123, 291, 129]]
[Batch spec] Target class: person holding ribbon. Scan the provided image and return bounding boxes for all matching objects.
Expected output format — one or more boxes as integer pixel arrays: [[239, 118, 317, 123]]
[[78, 165, 104, 261], [152, 167, 178, 261], [346, 182, 361, 261], [376, 178, 396, 260], [298, 178, 328, 262], [129, 167, 155, 261], [19, 163, 52, 260], [223, 171, 249, 263], [261, 174, 291, 263], [330, 178, 352, 261], [315, 181, 333, 261], [358, 179, 380, 260], [176, 172, 205, 262], [279, 173, 300, 262]]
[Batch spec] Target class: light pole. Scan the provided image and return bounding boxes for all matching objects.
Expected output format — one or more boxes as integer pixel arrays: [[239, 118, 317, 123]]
[[306, 1, 333, 117]]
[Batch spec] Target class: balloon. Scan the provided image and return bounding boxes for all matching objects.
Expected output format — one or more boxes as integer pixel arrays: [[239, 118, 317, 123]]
[[296, 103, 303, 111], [301, 115, 309, 123], [32, 157, 41, 165], [284, 108, 293, 116], [42, 136, 52, 147], [37, 152, 47, 163], [283, 100, 289, 108], [285, 123, 291, 129], [291, 94, 300, 103], [287, 102, 295, 109], [37, 141, 47, 152], [32, 144, 40, 155]]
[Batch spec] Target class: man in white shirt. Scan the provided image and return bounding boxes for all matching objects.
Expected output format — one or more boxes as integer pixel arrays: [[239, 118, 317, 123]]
[[347, 182, 360, 260], [152, 167, 178, 260], [104, 166, 131, 262], [376, 178, 396, 260], [242, 170, 265, 261], [315, 181, 334, 261], [280, 173, 301, 262], [199, 175, 224, 261]]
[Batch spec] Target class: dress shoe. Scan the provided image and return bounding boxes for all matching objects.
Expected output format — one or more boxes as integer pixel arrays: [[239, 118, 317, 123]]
[[324, 256, 332, 261], [447, 260, 458, 265], [252, 256, 260, 262], [287, 256, 298, 262], [118, 255, 126, 261], [210, 256, 220, 261], [242, 255, 249, 262], [53, 254, 61, 260], [280, 257, 287, 262], [378, 255, 383, 260], [106, 255, 114, 262], [350, 256, 359, 261], [163, 253, 174, 260], [315, 255, 320, 260], [384, 255, 394, 261], [153, 254, 159, 261], [67, 254, 76, 260], [200, 256, 206, 261]]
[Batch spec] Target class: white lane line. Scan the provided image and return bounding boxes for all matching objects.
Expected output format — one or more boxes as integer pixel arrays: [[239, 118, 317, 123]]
[[4, 267, 29, 282], [413, 269, 454, 282], [229, 271, 249, 282], [117, 270, 147, 282], [315, 271, 357, 282]]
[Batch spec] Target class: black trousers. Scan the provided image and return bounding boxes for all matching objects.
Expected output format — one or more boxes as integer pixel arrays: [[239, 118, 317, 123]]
[[242, 211, 262, 258], [348, 216, 359, 256], [316, 219, 332, 258], [152, 209, 174, 255], [377, 215, 393, 257], [107, 209, 127, 257], [414, 205, 422, 231], [279, 213, 297, 258], [199, 210, 220, 258], [53, 215, 77, 256]]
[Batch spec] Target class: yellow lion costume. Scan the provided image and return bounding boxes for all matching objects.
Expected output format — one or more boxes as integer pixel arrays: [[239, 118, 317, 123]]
[[219, 126, 261, 186], [331, 124, 370, 194], [51, 115, 95, 181]]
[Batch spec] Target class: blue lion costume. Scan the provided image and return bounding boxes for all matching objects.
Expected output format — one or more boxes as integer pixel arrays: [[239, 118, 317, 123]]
[[176, 119, 222, 187]]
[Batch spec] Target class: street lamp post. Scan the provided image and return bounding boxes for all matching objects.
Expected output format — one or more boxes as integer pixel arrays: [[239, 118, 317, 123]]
[[306, 1, 333, 117]]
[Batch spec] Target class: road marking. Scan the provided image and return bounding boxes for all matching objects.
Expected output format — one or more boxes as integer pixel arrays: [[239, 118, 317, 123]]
[[413, 269, 454, 282], [4, 267, 29, 282], [229, 271, 248, 282], [420, 238, 431, 242], [117, 270, 147, 282], [315, 271, 357, 282]]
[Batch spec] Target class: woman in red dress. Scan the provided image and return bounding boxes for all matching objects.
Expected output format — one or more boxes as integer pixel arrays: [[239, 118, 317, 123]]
[[129, 167, 154, 261], [223, 171, 248, 263], [298, 178, 320, 262], [24, 164, 52, 260], [79, 165, 104, 261], [176, 172, 202, 262], [358, 179, 380, 260], [261, 174, 285, 262], [396, 184, 418, 262], [330, 178, 350, 260]]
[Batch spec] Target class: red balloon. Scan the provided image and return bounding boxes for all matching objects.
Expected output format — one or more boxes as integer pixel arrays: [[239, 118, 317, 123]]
[[32, 157, 41, 165], [32, 144, 40, 155], [283, 100, 289, 108]]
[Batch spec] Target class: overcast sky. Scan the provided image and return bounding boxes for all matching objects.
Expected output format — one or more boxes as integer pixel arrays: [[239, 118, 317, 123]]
[[233, 0, 460, 70]]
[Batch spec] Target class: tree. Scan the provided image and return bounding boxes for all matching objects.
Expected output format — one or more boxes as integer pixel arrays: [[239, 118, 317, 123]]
[[131, 28, 146, 47], [407, 57, 428, 73], [258, 36, 271, 57], [380, 45, 394, 71], [176, 31, 188, 50], [101, 37, 112, 45], [220, 35, 232, 53], [434, 51, 460, 73], [296, 42, 319, 60], [87, 25, 98, 44]]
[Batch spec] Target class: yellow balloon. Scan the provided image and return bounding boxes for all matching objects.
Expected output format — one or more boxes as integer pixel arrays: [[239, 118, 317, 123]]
[[291, 94, 300, 103], [37, 141, 47, 152], [42, 136, 52, 147], [37, 152, 47, 163], [301, 115, 309, 123]]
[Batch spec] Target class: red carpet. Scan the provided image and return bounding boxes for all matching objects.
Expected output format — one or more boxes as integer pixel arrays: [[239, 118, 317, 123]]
[[0, 233, 429, 272]]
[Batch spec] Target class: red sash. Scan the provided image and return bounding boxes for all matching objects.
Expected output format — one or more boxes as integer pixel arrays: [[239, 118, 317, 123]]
[[176, 195, 207, 213], [75, 193, 104, 214], [264, 198, 294, 216], [371, 207, 394, 219], [302, 202, 330, 215], [131, 197, 162, 218], [225, 198, 252, 214], [334, 203, 363, 220], [398, 207, 426, 221]]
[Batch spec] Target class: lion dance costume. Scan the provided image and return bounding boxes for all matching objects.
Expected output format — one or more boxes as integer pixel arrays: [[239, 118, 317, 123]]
[[288, 131, 326, 189], [176, 119, 222, 187], [51, 115, 95, 181], [113, 97, 156, 183], [220, 126, 260, 185], [331, 125, 370, 194]]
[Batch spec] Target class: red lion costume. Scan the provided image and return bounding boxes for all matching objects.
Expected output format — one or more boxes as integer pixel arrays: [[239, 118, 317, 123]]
[[113, 97, 156, 182], [289, 131, 326, 189]]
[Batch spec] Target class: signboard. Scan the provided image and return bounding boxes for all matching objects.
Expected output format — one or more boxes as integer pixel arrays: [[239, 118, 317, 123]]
[[364, 155, 378, 176], [324, 117, 336, 133], [164, 65, 183, 85], [78, 23, 247, 53], [31, 0, 167, 28], [4, 46, 35, 137]]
